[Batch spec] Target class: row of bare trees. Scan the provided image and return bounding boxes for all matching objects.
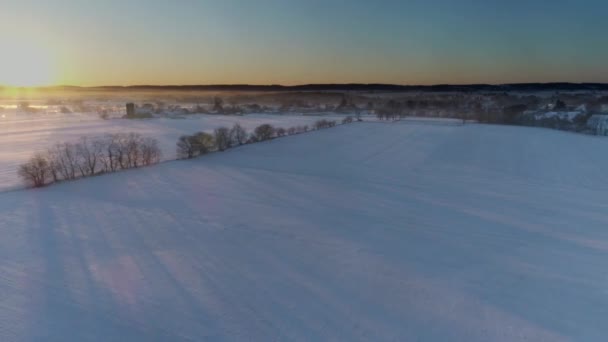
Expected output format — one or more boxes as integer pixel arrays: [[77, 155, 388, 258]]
[[20, 118, 354, 187], [314, 119, 338, 129], [177, 120, 349, 160], [18, 133, 161, 188]]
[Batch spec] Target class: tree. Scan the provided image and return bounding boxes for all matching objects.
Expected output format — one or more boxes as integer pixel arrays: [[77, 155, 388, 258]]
[[109, 133, 144, 169], [555, 99, 567, 111], [503, 104, 528, 124], [51, 142, 78, 180], [177, 135, 197, 159], [214, 127, 231, 151], [193, 132, 215, 154], [140, 137, 162, 166], [379, 100, 404, 120], [18, 153, 50, 188], [100, 134, 121, 172], [46, 148, 61, 182], [314, 120, 328, 129], [124, 133, 144, 168], [342, 116, 353, 124], [213, 97, 224, 113], [275, 127, 286, 137], [254, 124, 275, 141], [314, 119, 336, 129], [76, 137, 104, 176], [230, 123, 248, 145], [336, 96, 349, 111], [177, 132, 216, 158]]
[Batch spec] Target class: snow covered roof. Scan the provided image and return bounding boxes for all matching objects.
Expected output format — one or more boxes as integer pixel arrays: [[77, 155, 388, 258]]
[[533, 111, 582, 122]]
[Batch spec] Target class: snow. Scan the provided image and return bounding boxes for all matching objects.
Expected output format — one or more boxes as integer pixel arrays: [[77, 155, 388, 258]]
[[1, 122, 608, 341], [0, 113, 343, 191], [534, 111, 582, 122]]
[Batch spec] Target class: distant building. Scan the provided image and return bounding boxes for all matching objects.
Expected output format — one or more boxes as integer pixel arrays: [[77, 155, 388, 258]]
[[528, 110, 583, 122], [587, 114, 608, 135], [126, 103, 136, 117]]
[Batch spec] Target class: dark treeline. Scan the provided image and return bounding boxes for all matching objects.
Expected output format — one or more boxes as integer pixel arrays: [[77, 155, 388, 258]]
[[24, 83, 608, 93]]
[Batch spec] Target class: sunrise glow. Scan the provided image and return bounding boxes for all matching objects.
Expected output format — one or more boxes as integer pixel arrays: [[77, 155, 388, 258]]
[[0, 36, 56, 87]]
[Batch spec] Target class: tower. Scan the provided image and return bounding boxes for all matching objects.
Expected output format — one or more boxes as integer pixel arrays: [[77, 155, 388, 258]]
[[126, 103, 136, 117]]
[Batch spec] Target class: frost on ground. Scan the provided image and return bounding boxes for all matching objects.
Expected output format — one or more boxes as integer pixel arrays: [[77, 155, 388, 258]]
[[0, 113, 344, 191], [1, 122, 608, 341]]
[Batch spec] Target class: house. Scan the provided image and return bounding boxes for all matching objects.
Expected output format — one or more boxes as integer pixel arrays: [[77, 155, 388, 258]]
[[532, 111, 583, 122], [586, 114, 608, 135]]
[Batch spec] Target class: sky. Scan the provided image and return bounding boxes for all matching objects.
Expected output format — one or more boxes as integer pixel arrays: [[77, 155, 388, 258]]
[[0, 0, 607, 86]]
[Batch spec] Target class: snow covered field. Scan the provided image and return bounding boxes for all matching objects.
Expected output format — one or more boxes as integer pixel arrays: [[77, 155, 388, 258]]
[[0, 113, 343, 191], [1, 122, 608, 341]]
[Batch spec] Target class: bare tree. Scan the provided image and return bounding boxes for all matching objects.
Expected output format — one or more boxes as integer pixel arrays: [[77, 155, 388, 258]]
[[214, 127, 231, 151], [314, 119, 336, 129], [105, 133, 144, 169], [112, 134, 129, 170], [254, 124, 275, 141], [18, 153, 50, 188], [76, 137, 104, 176], [213, 97, 224, 113], [140, 137, 162, 166], [100, 134, 120, 172], [45, 148, 61, 182], [177, 132, 215, 159], [230, 123, 248, 145], [275, 127, 286, 137], [177, 135, 197, 159], [124, 133, 143, 168], [51, 142, 79, 180], [20, 132, 162, 188], [193, 132, 215, 155]]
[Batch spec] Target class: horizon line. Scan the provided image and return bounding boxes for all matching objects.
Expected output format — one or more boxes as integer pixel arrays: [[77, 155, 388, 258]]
[[2, 82, 608, 92]]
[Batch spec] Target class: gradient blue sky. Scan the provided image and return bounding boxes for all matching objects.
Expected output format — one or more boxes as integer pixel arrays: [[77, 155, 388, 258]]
[[1, 0, 607, 86]]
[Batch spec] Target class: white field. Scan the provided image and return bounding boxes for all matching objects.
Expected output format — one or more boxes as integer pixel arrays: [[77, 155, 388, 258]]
[[1, 122, 608, 341], [0, 112, 344, 191]]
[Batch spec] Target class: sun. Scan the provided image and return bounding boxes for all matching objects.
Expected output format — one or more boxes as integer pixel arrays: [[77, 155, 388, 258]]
[[0, 37, 56, 87]]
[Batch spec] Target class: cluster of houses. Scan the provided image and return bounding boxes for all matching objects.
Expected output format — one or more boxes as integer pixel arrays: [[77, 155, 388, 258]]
[[518, 101, 608, 135], [587, 114, 608, 135]]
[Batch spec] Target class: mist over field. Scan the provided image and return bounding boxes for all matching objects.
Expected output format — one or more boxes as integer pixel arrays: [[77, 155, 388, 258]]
[[3, 0, 608, 340]]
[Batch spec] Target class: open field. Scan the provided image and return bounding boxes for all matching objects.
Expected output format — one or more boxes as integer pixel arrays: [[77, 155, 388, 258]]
[[1, 122, 608, 340]]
